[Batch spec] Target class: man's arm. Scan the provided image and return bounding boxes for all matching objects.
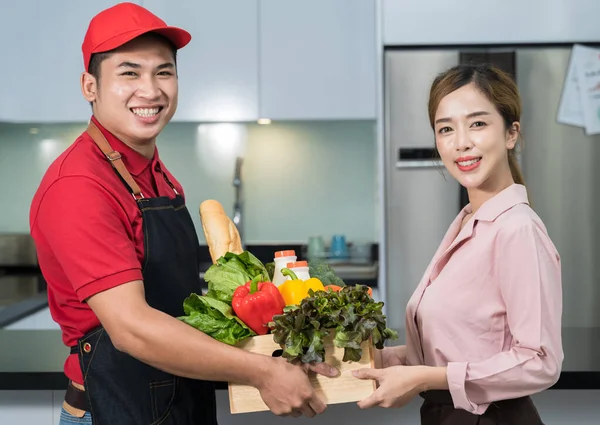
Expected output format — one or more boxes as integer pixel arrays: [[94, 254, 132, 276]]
[[87, 280, 336, 417], [87, 280, 270, 385]]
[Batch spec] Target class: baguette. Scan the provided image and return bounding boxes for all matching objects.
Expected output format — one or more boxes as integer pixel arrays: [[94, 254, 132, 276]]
[[199, 199, 243, 263]]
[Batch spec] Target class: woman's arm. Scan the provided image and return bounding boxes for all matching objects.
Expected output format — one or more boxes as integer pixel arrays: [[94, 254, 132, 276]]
[[355, 218, 563, 413], [443, 219, 563, 414]]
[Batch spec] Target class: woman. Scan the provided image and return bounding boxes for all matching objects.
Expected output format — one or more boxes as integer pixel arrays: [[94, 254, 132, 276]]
[[354, 63, 563, 424]]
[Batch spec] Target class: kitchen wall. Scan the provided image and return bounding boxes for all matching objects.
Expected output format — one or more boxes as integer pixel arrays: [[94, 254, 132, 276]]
[[0, 119, 378, 245]]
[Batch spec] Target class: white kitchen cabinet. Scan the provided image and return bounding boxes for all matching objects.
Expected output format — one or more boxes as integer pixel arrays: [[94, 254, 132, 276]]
[[258, 0, 377, 120], [143, 0, 259, 122], [0, 1, 136, 123], [383, 0, 600, 45], [1, 0, 377, 123]]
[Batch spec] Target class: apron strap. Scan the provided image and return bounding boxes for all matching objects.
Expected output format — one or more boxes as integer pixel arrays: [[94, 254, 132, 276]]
[[86, 122, 144, 200], [160, 170, 179, 195]]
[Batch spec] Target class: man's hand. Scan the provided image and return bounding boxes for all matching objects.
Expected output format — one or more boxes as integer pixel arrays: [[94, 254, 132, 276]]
[[299, 360, 340, 378], [256, 357, 337, 417]]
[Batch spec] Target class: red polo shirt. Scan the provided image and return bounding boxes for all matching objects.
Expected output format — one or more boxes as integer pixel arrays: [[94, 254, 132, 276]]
[[29, 116, 185, 385]]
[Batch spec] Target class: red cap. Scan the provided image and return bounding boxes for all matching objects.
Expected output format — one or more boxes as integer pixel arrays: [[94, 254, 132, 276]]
[[82, 2, 192, 71]]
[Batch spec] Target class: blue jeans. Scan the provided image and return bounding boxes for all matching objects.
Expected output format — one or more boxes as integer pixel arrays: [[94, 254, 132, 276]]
[[58, 407, 92, 424]]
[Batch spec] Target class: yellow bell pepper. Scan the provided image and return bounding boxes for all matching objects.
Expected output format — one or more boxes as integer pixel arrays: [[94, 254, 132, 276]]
[[278, 268, 325, 306]]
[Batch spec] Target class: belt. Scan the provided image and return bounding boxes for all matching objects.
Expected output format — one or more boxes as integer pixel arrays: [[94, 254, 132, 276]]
[[419, 390, 455, 405], [420, 390, 529, 408], [65, 381, 90, 412]]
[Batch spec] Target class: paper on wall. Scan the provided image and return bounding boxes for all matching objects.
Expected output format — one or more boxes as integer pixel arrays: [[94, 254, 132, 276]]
[[557, 45, 586, 127], [557, 44, 600, 135], [574, 45, 600, 135]]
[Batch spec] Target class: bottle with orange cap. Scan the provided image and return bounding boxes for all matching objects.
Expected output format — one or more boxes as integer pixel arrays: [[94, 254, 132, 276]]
[[286, 261, 311, 280], [278, 263, 325, 306], [272, 250, 297, 286]]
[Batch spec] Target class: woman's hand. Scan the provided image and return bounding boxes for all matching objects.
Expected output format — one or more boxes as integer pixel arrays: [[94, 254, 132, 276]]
[[378, 345, 407, 368], [353, 365, 448, 409]]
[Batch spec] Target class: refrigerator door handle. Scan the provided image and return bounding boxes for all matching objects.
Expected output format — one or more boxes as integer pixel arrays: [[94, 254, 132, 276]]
[[396, 148, 442, 169], [395, 160, 443, 169]]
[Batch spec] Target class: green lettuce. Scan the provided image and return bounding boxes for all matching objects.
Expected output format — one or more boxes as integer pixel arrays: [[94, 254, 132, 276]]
[[204, 251, 270, 304], [179, 293, 255, 345], [270, 285, 398, 363]]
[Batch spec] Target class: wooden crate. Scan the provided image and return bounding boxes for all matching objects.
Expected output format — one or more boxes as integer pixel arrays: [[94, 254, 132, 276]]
[[228, 331, 379, 414]]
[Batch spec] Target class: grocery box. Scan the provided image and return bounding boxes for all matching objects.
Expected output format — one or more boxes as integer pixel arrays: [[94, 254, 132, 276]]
[[228, 331, 380, 414]]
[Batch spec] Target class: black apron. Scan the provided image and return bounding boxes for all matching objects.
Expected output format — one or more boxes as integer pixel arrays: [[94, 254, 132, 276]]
[[69, 123, 217, 425], [420, 390, 544, 425]]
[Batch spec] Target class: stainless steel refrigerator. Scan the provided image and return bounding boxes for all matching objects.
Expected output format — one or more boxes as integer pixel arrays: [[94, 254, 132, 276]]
[[383, 46, 600, 334]]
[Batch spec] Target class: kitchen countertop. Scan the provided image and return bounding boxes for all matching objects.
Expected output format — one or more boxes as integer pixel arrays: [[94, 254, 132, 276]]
[[1, 327, 599, 391], [0, 294, 49, 329]]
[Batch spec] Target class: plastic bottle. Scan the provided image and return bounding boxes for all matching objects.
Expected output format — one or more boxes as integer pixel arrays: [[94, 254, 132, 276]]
[[286, 261, 311, 280], [272, 250, 297, 286]]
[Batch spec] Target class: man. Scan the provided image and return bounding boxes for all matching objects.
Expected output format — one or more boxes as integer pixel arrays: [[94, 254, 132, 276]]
[[29, 3, 336, 424]]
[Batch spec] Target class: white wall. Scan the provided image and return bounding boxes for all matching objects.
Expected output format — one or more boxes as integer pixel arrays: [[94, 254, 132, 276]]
[[382, 0, 600, 45], [0, 120, 377, 245], [0, 389, 598, 424]]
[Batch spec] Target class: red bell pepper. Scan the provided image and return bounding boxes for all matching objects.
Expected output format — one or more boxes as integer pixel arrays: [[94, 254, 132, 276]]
[[232, 275, 285, 335]]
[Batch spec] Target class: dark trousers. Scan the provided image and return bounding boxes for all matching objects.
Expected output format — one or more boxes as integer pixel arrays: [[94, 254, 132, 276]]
[[420, 390, 544, 425]]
